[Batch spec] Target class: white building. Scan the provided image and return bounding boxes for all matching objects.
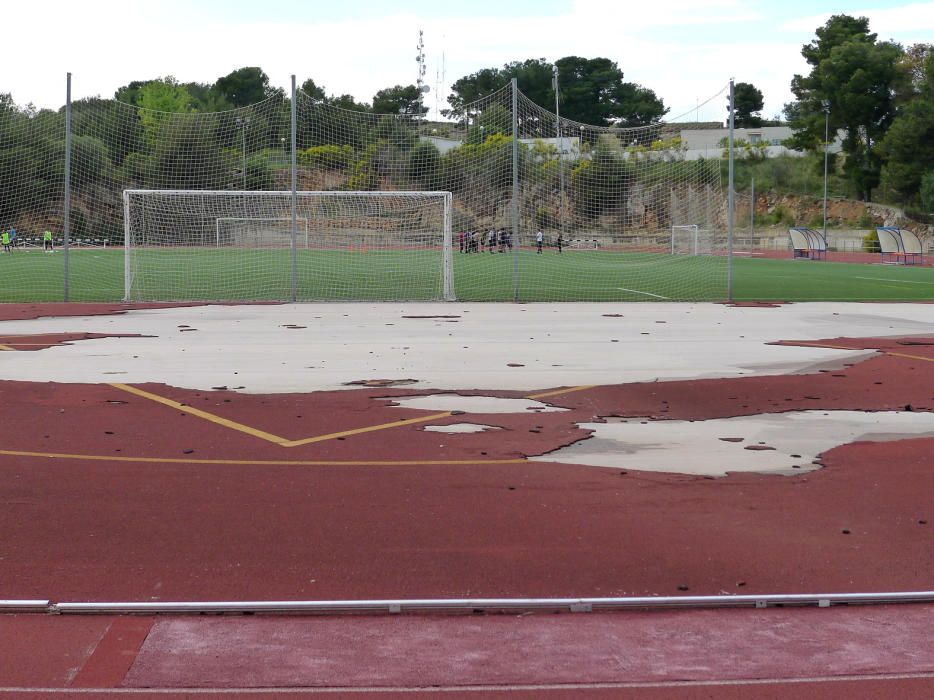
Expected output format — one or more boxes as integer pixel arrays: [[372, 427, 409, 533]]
[[678, 126, 843, 160]]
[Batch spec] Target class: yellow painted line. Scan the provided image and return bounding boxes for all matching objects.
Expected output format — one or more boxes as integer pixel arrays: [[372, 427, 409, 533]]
[[108, 381, 600, 449], [0, 447, 525, 467], [280, 412, 454, 447], [109, 383, 291, 445], [525, 385, 596, 400], [781, 341, 862, 351], [782, 343, 934, 364], [0, 344, 16, 351], [883, 351, 934, 363], [106, 375, 599, 450]]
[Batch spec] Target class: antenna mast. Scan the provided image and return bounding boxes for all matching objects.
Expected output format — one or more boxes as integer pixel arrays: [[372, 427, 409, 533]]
[[416, 30, 429, 113]]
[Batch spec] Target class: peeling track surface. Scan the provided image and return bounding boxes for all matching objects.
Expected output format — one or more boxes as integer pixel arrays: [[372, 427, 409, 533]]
[[0, 303, 932, 695]]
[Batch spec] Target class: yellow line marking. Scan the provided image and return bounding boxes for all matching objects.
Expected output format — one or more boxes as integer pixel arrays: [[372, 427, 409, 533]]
[[526, 385, 595, 400], [280, 412, 454, 447], [0, 447, 525, 467], [0, 344, 16, 351], [883, 351, 934, 363], [782, 342, 934, 365], [108, 381, 599, 449], [109, 383, 291, 445], [781, 341, 862, 351]]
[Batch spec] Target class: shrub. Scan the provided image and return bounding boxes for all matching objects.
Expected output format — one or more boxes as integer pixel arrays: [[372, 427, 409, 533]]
[[862, 230, 880, 253]]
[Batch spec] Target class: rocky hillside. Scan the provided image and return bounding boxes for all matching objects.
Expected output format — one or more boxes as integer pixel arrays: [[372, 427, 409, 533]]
[[744, 193, 932, 237]]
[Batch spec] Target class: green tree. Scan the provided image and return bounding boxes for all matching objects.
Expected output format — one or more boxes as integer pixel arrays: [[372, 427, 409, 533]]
[[298, 77, 369, 111], [556, 56, 666, 126], [214, 67, 280, 107], [446, 56, 666, 126], [731, 82, 764, 127], [785, 14, 905, 200], [372, 84, 428, 117], [920, 171, 934, 211], [300, 78, 327, 102], [880, 52, 934, 202]]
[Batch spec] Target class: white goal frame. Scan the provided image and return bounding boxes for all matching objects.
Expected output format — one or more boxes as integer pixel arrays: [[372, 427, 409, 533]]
[[123, 189, 454, 302], [670, 224, 717, 256], [215, 217, 310, 248]]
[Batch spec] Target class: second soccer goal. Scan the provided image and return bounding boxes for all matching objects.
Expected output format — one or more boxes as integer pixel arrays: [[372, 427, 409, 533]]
[[123, 190, 454, 302]]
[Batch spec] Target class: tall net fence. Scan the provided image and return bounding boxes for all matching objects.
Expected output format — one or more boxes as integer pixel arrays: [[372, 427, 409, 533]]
[[0, 78, 728, 302]]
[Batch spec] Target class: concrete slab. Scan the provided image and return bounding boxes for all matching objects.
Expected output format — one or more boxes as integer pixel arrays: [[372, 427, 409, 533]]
[[533, 410, 934, 476], [422, 423, 501, 433], [387, 394, 566, 413], [0, 302, 931, 394]]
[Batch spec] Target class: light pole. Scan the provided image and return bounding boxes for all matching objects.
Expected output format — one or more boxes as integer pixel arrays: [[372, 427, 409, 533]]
[[554, 63, 564, 246], [236, 116, 250, 190], [822, 106, 829, 241]]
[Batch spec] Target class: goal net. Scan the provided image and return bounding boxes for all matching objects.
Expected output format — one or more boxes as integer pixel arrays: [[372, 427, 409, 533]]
[[671, 225, 718, 256], [123, 190, 453, 301], [298, 84, 728, 302], [215, 217, 309, 247]]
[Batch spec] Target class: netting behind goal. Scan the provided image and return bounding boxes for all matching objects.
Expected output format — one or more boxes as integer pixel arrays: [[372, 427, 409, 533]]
[[297, 83, 728, 302], [124, 190, 452, 301], [1, 77, 728, 302]]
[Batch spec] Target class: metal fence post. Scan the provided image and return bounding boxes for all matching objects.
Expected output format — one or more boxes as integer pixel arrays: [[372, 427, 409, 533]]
[[290, 74, 298, 303], [511, 78, 519, 303], [63, 72, 72, 301], [727, 79, 735, 302]]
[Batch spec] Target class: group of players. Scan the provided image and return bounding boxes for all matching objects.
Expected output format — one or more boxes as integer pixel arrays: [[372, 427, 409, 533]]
[[1, 228, 56, 253], [459, 228, 512, 254], [458, 229, 564, 254]]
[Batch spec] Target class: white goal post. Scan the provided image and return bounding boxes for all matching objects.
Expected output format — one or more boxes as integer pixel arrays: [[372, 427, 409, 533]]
[[671, 224, 717, 256], [123, 189, 454, 302]]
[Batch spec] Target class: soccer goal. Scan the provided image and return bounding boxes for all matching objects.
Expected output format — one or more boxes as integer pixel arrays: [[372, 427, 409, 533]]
[[671, 225, 716, 256], [123, 190, 453, 302]]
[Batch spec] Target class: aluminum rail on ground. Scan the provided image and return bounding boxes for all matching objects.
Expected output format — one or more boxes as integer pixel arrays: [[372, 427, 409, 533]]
[[0, 600, 51, 612], [51, 591, 934, 615]]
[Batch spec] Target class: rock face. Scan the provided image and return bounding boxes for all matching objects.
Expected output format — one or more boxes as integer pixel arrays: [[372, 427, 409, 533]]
[[743, 193, 931, 238]]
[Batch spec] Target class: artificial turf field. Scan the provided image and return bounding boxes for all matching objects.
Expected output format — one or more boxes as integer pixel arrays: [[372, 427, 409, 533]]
[[0, 247, 932, 302]]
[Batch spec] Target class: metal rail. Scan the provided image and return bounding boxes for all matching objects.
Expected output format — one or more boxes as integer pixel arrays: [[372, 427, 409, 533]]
[[3, 591, 927, 615]]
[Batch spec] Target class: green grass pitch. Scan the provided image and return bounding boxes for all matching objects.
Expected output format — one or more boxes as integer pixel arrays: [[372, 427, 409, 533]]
[[0, 247, 932, 303]]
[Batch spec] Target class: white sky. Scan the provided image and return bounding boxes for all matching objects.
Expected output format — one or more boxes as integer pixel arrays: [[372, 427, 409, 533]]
[[3, 0, 934, 123]]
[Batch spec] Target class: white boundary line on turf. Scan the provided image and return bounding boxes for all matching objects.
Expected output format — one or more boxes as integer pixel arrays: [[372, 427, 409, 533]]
[[2, 673, 934, 693], [854, 276, 934, 285], [616, 287, 670, 299]]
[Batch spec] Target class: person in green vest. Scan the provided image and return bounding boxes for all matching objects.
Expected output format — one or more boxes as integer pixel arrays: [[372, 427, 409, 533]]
[[1, 230, 10, 253], [43, 230, 54, 253]]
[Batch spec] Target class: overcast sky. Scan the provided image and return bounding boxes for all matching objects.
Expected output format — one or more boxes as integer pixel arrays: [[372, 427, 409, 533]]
[[3, 0, 934, 123]]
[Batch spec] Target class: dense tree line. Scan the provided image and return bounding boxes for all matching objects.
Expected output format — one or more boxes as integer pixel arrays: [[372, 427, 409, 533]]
[[784, 14, 934, 207], [3, 32, 934, 244]]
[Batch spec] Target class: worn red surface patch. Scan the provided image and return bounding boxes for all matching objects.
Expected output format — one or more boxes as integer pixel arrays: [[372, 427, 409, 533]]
[[0, 332, 148, 351], [0, 333, 932, 603], [0, 301, 280, 322]]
